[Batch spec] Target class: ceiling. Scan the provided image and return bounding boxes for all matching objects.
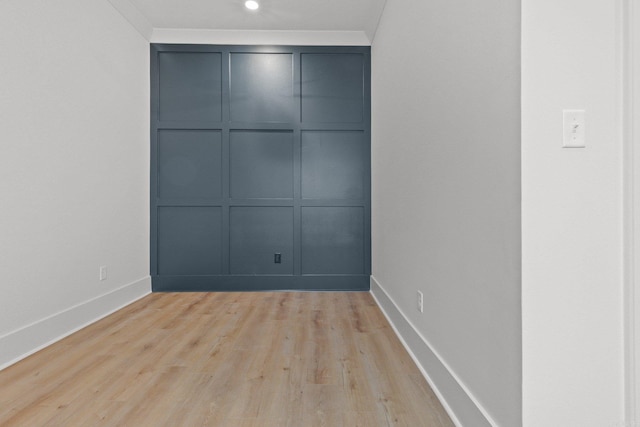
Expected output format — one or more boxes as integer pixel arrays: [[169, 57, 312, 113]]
[[128, 0, 387, 40]]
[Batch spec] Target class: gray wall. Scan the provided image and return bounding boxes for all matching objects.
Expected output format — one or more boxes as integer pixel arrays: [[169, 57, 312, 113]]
[[0, 0, 150, 369], [370, 0, 521, 425]]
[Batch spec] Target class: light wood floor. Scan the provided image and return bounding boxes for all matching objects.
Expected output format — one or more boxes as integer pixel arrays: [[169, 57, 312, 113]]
[[0, 292, 454, 426]]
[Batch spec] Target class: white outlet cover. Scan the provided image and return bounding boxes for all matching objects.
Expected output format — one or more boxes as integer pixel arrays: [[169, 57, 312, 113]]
[[99, 266, 107, 281]]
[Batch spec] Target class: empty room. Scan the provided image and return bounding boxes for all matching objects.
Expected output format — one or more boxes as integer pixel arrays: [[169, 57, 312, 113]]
[[0, 0, 637, 426]]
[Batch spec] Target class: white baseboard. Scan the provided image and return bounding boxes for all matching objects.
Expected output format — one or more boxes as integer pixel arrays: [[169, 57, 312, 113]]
[[0, 276, 151, 371], [370, 275, 497, 427]]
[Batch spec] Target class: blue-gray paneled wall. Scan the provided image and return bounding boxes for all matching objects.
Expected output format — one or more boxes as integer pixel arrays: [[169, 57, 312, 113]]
[[150, 45, 371, 291]]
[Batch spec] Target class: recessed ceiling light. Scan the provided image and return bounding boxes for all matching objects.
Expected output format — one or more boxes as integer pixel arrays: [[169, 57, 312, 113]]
[[245, 0, 259, 10]]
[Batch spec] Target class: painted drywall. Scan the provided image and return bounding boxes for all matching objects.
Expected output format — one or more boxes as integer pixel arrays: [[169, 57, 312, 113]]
[[522, 0, 625, 426], [628, 0, 640, 421], [370, 0, 521, 425], [0, 0, 150, 368], [107, 0, 154, 40]]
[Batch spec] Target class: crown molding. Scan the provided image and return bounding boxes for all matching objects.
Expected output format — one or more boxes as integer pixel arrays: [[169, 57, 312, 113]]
[[150, 28, 371, 46]]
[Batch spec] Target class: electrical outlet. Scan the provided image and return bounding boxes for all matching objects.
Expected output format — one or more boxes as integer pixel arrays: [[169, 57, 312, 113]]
[[99, 266, 107, 281], [417, 291, 423, 313]]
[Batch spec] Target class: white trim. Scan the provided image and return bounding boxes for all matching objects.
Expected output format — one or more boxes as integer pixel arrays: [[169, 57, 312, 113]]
[[635, 0, 640, 415], [150, 28, 371, 46], [369, 281, 463, 427], [106, 0, 154, 40], [625, 0, 640, 424], [0, 276, 151, 371], [370, 276, 498, 427]]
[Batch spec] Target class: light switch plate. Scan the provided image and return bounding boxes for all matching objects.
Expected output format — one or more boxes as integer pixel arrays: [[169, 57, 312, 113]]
[[563, 110, 586, 148]]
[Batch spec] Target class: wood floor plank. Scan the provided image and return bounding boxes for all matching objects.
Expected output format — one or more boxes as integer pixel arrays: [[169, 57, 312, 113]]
[[0, 292, 454, 427]]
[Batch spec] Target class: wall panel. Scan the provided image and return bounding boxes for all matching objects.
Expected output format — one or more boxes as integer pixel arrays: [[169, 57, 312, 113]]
[[158, 130, 222, 200], [151, 45, 370, 291], [158, 52, 222, 122]]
